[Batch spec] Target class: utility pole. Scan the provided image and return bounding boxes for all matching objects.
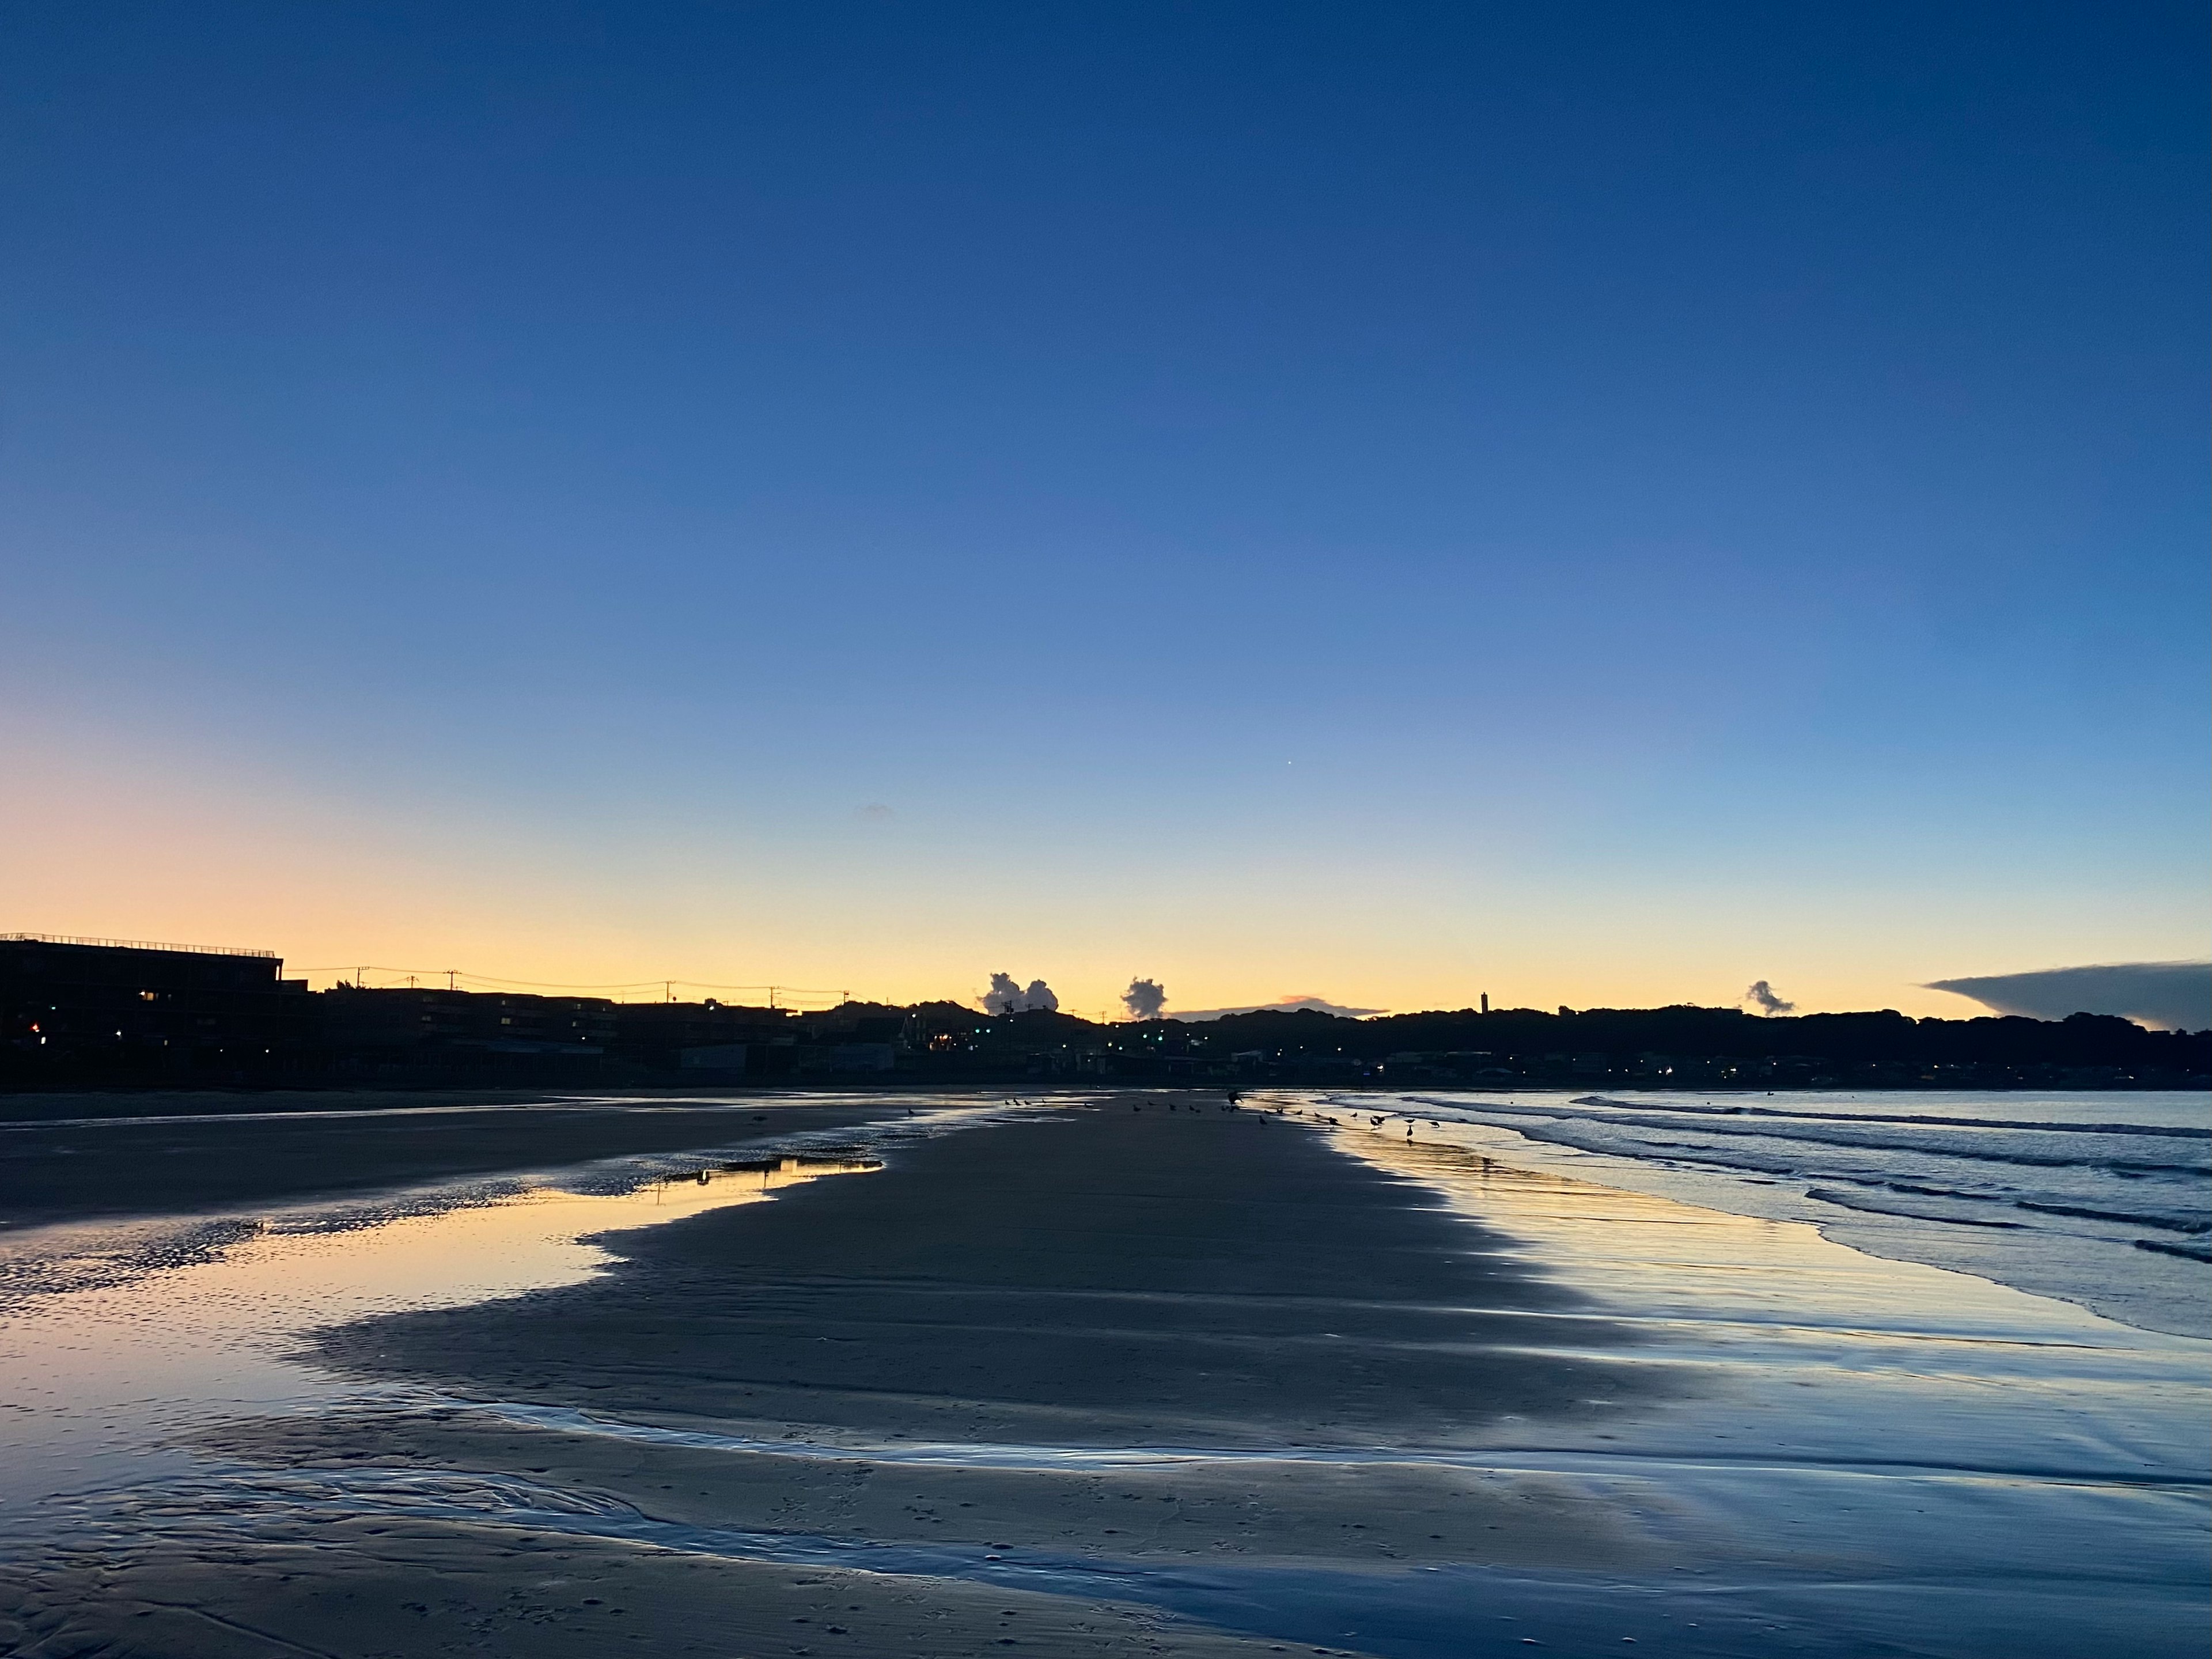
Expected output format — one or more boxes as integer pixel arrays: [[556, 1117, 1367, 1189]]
[[448, 969, 459, 991]]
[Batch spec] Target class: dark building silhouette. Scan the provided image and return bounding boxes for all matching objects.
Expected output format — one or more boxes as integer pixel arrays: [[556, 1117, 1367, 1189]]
[[317, 988, 794, 1081], [319, 985, 619, 1069], [0, 934, 311, 1081], [608, 999, 792, 1074]]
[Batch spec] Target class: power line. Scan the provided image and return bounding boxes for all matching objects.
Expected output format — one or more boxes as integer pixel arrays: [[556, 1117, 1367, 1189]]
[[292, 965, 854, 1005], [297, 966, 669, 988]]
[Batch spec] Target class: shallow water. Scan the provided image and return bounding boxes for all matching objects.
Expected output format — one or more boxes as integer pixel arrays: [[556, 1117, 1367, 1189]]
[[0, 1155, 882, 1531], [1, 1092, 2206, 1658], [1317, 1088, 2212, 1336]]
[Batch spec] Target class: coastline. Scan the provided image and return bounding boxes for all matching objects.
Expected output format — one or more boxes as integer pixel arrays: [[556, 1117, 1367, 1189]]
[[0, 1091, 916, 1232], [0, 1092, 2203, 1657]]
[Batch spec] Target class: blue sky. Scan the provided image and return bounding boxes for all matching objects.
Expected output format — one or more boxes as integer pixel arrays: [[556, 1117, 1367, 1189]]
[[2, 2, 2205, 1017]]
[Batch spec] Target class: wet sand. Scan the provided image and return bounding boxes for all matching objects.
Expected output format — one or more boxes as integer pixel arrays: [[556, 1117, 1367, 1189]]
[[5, 1514, 1301, 1658], [2, 1099, 1699, 1658], [5, 1095, 2199, 1657], [199, 1407, 1660, 1571], [0, 1090, 909, 1230], [308, 1101, 1680, 1449]]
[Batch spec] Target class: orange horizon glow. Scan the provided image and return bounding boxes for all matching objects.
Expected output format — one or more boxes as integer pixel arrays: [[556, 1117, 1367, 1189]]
[[3, 712, 2195, 1028]]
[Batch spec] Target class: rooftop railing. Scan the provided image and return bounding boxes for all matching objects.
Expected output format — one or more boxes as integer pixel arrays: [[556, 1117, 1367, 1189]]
[[0, 933, 280, 960]]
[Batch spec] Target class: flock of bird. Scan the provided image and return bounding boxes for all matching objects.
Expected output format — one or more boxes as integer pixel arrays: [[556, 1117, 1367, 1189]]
[[1078, 1093, 1445, 1139], [870, 1096, 1450, 1139]]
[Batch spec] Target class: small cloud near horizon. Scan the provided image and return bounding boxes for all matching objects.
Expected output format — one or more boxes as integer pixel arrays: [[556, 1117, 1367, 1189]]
[[1743, 980, 1796, 1016], [1121, 977, 1166, 1021], [980, 971, 1058, 1014], [1925, 961, 2211, 1032], [1172, 994, 1387, 1022], [854, 803, 894, 821]]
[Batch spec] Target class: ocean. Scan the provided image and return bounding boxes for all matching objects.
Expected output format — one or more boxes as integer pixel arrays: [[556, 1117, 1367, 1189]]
[[1318, 1088, 2211, 1337]]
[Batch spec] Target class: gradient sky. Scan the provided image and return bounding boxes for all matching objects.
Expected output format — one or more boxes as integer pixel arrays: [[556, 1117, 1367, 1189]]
[[2, 2, 2205, 1020]]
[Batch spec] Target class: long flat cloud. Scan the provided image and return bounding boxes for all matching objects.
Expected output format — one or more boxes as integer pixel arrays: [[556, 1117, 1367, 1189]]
[[1925, 961, 2211, 1032]]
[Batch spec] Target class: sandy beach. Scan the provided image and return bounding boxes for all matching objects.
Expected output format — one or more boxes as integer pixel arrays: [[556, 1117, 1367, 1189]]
[[306, 1100, 1683, 1448], [0, 1090, 915, 1231], [0, 1091, 2203, 1657]]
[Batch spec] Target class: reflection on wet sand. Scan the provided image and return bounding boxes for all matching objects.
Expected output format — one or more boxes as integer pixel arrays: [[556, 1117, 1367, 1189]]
[[305, 1101, 1683, 1452], [1306, 1086, 2212, 1337], [0, 1152, 880, 1536], [1338, 1130, 2209, 1468], [0, 1096, 2205, 1659], [0, 1092, 918, 1232]]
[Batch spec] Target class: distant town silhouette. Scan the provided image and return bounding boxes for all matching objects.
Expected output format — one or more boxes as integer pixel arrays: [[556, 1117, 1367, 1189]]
[[4, 934, 2203, 1092]]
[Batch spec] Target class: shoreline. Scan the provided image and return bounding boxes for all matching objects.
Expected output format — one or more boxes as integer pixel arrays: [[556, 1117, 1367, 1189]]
[[1, 1093, 2203, 1657], [0, 1090, 926, 1232]]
